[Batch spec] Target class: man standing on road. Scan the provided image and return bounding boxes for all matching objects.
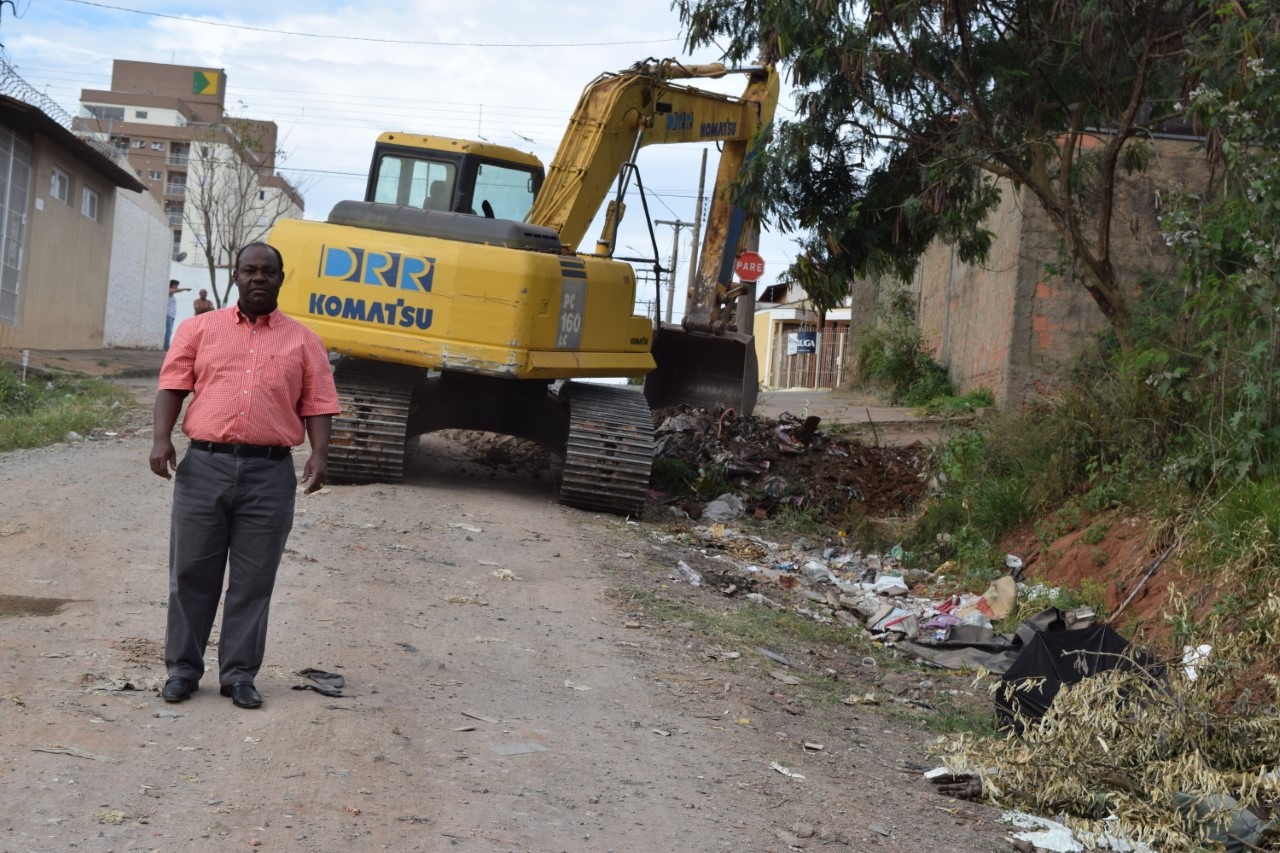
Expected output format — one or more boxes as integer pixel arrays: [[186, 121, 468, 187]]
[[149, 243, 340, 709], [165, 280, 190, 350], [192, 288, 214, 315]]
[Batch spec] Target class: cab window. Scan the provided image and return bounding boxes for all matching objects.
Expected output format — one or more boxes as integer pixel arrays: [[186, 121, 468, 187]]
[[373, 155, 456, 211], [472, 162, 538, 221]]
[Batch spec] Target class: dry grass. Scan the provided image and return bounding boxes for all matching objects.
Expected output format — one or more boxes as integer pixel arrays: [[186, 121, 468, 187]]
[[932, 595, 1280, 851]]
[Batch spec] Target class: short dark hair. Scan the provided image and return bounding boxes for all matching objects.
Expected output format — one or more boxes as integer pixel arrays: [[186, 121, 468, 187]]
[[235, 242, 284, 271]]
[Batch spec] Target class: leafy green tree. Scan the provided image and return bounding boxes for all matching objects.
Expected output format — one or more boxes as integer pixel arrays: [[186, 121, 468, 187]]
[[675, 0, 1266, 348], [1158, 44, 1280, 481]]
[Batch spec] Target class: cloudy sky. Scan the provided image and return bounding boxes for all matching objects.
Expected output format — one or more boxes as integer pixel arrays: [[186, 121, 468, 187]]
[[5, 0, 800, 316]]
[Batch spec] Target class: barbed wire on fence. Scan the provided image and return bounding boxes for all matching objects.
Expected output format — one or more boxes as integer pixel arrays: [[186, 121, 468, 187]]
[[0, 57, 121, 163]]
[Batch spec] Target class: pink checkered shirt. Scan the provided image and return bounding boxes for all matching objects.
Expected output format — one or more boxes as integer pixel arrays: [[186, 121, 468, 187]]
[[159, 306, 340, 447]]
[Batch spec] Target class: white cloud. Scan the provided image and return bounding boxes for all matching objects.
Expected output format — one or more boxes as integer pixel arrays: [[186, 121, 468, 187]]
[[9, 0, 799, 303]]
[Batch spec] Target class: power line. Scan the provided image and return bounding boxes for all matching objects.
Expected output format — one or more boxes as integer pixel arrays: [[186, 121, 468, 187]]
[[58, 0, 682, 48]]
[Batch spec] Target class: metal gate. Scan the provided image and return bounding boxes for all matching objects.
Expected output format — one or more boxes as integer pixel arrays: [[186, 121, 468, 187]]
[[767, 327, 848, 389]]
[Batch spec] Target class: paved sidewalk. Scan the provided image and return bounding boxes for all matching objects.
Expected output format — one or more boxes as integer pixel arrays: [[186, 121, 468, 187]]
[[0, 346, 164, 380]]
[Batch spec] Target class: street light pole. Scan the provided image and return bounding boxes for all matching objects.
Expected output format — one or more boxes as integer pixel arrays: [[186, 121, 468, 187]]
[[655, 219, 691, 324]]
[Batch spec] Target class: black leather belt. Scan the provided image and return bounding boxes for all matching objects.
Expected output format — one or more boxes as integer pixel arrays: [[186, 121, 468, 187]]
[[190, 440, 291, 460]]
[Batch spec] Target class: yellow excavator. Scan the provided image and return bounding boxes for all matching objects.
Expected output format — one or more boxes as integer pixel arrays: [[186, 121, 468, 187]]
[[269, 60, 778, 514]]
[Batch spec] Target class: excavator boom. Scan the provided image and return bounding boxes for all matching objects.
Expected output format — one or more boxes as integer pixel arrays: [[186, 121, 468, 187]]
[[528, 61, 780, 415]]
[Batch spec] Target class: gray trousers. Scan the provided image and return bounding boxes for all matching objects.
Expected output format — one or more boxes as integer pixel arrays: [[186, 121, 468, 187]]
[[165, 447, 296, 685]]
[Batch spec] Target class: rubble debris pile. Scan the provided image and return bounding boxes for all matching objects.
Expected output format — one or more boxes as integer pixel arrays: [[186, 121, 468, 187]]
[[652, 405, 929, 519]]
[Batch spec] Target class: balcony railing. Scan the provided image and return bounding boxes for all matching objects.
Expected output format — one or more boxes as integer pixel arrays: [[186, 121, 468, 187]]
[[164, 184, 187, 197], [167, 154, 189, 167], [167, 212, 183, 227]]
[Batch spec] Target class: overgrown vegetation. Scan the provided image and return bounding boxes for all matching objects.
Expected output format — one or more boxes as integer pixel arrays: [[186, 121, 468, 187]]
[[0, 366, 133, 452], [852, 285, 994, 411]]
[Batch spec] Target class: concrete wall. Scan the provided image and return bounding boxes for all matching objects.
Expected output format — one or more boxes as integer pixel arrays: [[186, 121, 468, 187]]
[[911, 136, 1205, 407], [0, 135, 116, 350], [103, 188, 169, 349]]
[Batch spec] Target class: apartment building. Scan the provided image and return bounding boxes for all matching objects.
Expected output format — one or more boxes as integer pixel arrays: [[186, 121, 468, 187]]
[[74, 60, 303, 303]]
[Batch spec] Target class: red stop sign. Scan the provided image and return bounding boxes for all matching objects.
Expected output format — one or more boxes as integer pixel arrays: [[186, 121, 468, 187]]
[[734, 251, 766, 282]]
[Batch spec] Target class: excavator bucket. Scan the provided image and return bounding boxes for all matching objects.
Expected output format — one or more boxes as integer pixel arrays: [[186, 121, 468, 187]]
[[644, 323, 759, 416]]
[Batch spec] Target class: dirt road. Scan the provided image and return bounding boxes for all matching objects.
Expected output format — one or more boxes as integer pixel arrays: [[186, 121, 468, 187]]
[[0, 424, 1006, 851]]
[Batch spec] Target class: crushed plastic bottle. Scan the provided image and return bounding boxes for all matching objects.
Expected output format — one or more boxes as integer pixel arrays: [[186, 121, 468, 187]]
[[672, 560, 703, 586]]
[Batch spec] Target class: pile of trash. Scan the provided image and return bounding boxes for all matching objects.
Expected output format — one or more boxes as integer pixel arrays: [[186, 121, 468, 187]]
[[656, 523, 1083, 672], [652, 405, 929, 519]]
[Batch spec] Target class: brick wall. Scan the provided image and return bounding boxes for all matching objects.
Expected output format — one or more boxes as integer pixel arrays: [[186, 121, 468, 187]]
[[908, 135, 1208, 407]]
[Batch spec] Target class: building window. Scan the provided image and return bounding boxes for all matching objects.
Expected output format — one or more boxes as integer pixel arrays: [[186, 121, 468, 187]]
[[201, 145, 212, 159], [148, 170, 162, 180], [151, 141, 166, 151], [81, 187, 100, 222], [0, 128, 33, 325], [258, 190, 267, 201], [131, 139, 145, 149], [50, 166, 69, 203], [83, 105, 124, 121], [172, 230, 183, 259], [135, 110, 148, 119]]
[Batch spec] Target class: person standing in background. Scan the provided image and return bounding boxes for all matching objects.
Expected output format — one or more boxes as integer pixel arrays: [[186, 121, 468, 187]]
[[165, 280, 189, 350], [192, 289, 214, 315]]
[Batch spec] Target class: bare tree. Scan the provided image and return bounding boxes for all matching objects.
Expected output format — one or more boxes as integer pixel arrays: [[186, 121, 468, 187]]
[[182, 118, 305, 307]]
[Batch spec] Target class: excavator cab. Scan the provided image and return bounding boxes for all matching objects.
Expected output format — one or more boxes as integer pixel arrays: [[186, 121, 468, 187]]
[[366, 134, 544, 221]]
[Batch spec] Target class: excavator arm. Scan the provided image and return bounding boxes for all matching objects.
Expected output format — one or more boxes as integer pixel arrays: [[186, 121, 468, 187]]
[[527, 61, 779, 415], [527, 61, 779, 259]]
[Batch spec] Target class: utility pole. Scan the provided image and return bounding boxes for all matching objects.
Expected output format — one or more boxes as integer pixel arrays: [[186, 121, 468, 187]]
[[654, 219, 691, 324], [685, 149, 709, 318]]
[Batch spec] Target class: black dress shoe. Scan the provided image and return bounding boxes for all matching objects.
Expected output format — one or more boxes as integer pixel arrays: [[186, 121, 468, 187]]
[[161, 676, 198, 703], [220, 681, 262, 708]]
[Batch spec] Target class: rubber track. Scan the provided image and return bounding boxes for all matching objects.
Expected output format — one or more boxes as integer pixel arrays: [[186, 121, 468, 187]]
[[328, 360, 419, 484], [558, 382, 654, 515]]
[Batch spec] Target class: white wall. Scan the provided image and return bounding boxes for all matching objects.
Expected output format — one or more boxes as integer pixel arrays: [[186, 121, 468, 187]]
[[103, 188, 170, 349]]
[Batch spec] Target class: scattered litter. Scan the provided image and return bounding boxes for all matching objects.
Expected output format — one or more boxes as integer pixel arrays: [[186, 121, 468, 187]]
[[453, 725, 476, 732], [756, 648, 792, 668], [624, 621, 643, 629], [564, 680, 592, 691], [1181, 643, 1212, 681], [651, 729, 671, 737], [491, 568, 522, 581], [702, 493, 746, 522], [769, 670, 800, 685], [446, 594, 490, 606], [671, 561, 703, 586], [489, 742, 549, 756], [83, 672, 165, 693], [33, 745, 116, 762], [802, 742, 824, 752], [842, 692, 879, 705], [96, 810, 127, 825], [1002, 810, 1157, 853], [769, 761, 805, 780], [472, 636, 506, 644], [461, 711, 499, 723], [293, 667, 346, 698], [448, 523, 484, 534]]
